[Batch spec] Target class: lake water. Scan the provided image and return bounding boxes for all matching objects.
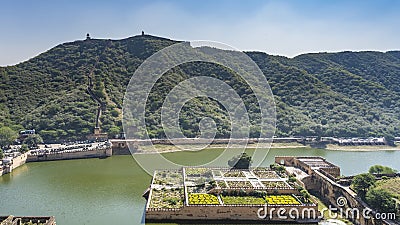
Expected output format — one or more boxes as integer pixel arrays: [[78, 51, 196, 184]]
[[1, 148, 399, 225]]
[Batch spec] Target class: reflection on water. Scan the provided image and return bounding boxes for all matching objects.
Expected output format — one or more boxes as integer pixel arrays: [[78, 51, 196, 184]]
[[0, 164, 29, 183]]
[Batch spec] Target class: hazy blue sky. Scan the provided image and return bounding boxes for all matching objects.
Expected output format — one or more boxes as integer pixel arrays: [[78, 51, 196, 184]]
[[1, 0, 399, 65]]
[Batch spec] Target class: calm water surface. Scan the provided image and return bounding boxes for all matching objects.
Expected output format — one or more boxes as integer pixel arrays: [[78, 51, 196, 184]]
[[0, 148, 399, 225]]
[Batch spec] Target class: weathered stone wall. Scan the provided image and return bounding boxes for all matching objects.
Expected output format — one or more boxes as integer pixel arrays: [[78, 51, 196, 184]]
[[275, 156, 297, 166], [319, 167, 340, 180], [146, 204, 319, 223], [275, 156, 341, 178], [275, 156, 314, 175], [111, 147, 131, 155], [303, 170, 391, 225], [1, 148, 111, 176], [26, 148, 112, 162], [0, 153, 28, 176], [110, 140, 137, 155], [11, 153, 27, 170], [277, 156, 393, 225]]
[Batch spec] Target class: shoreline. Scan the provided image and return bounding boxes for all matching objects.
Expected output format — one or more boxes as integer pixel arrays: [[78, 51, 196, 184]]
[[324, 147, 400, 152], [323, 143, 400, 152], [132, 143, 307, 154], [131, 143, 400, 154]]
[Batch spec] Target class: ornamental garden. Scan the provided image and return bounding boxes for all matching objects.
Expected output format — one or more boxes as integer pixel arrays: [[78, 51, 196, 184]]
[[146, 166, 315, 210]]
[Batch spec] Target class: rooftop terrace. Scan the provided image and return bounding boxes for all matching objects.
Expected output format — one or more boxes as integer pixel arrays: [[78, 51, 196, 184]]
[[145, 167, 314, 210], [297, 158, 334, 168]]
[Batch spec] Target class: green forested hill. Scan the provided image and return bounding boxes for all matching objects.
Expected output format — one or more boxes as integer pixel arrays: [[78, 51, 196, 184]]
[[0, 35, 399, 141]]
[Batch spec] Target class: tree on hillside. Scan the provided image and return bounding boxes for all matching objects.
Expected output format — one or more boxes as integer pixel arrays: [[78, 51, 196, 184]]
[[19, 144, 29, 153], [369, 165, 397, 175], [365, 189, 397, 213], [228, 153, 252, 169], [0, 149, 3, 159], [0, 126, 18, 148], [384, 135, 396, 146], [352, 173, 376, 198], [23, 134, 43, 148]]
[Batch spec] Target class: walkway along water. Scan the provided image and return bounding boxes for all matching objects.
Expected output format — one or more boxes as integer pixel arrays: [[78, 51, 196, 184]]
[[0, 142, 112, 176]]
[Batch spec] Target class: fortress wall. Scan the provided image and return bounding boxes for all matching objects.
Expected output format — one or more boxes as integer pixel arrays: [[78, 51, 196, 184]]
[[1, 153, 28, 176], [319, 167, 340, 180], [275, 156, 314, 175], [26, 148, 112, 162], [146, 204, 319, 222], [110, 140, 137, 155], [275, 156, 297, 166], [275, 156, 341, 178], [11, 153, 27, 170], [277, 156, 392, 225], [303, 170, 390, 225], [111, 147, 131, 155], [2, 148, 111, 176]]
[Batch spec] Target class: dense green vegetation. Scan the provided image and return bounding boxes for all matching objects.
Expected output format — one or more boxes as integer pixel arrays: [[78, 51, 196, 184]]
[[0, 126, 17, 147], [365, 189, 397, 213], [352, 166, 399, 217], [222, 195, 266, 205], [352, 173, 376, 198], [228, 152, 252, 169], [23, 134, 43, 148], [249, 51, 400, 138], [374, 177, 400, 200], [369, 165, 398, 174], [1, 34, 399, 142]]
